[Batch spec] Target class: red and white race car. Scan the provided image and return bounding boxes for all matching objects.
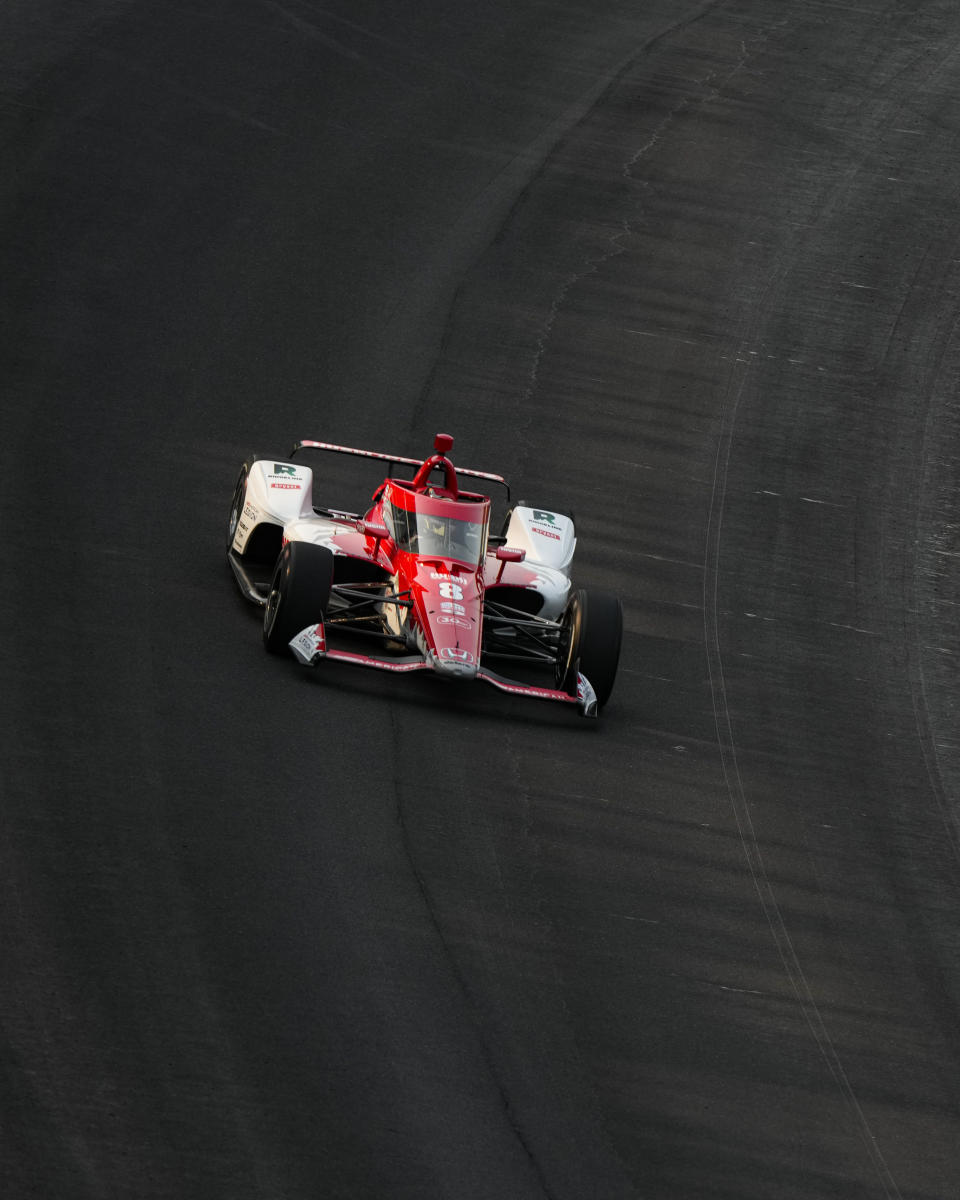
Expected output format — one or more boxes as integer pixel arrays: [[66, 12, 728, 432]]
[[226, 434, 621, 717]]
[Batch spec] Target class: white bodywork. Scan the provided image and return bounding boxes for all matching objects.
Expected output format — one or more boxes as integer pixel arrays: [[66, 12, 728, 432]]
[[231, 460, 317, 554], [500, 506, 576, 620], [503, 506, 576, 572]]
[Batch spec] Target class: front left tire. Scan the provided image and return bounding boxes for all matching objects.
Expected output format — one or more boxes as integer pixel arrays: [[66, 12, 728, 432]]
[[263, 542, 335, 654]]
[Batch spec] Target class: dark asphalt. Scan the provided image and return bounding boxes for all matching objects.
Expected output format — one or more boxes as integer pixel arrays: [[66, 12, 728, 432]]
[[3, 1, 960, 1197]]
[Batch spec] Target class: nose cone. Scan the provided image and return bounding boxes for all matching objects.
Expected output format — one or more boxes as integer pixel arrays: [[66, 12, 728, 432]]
[[412, 561, 482, 679], [429, 648, 478, 679]]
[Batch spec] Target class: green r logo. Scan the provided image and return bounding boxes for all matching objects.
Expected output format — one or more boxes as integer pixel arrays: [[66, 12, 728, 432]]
[[273, 464, 298, 475], [532, 510, 556, 524]]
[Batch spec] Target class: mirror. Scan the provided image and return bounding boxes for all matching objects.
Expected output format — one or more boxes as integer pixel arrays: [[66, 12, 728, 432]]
[[357, 520, 390, 541]]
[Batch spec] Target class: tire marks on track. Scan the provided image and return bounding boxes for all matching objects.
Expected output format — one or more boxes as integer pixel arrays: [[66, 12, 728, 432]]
[[702, 342, 904, 1199]]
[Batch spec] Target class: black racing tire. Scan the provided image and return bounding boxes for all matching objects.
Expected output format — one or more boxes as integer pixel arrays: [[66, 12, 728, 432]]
[[555, 588, 622, 707], [225, 454, 261, 552], [263, 541, 335, 654]]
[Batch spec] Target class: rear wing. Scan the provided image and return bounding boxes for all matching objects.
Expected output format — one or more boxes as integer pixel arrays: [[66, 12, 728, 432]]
[[290, 439, 511, 500]]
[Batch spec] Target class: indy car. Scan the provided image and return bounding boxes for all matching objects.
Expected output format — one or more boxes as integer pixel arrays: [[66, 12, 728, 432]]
[[226, 433, 622, 717]]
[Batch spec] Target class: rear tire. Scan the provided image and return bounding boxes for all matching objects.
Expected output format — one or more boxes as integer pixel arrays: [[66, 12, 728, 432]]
[[226, 461, 249, 552], [263, 542, 335, 654], [555, 588, 622, 707], [225, 454, 263, 552]]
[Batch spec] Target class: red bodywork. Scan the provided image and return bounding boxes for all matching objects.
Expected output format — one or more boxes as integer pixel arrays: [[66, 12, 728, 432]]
[[360, 453, 492, 678], [286, 434, 591, 712]]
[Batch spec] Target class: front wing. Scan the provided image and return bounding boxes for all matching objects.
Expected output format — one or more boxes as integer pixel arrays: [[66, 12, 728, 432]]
[[288, 623, 599, 717]]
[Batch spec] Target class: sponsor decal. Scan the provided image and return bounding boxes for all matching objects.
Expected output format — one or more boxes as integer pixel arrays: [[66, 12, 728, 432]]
[[270, 482, 302, 490], [440, 647, 475, 664], [436, 615, 471, 630], [430, 572, 454, 581], [325, 650, 428, 673], [576, 672, 598, 716], [532, 510, 557, 524], [488, 680, 562, 699], [289, 623, 326, 665], [440, 601, 466, 616], [273, 463, 298, 476], [238, 520, 249, 533], [532, 526, 561, 540], [242, 503, 258, 522]]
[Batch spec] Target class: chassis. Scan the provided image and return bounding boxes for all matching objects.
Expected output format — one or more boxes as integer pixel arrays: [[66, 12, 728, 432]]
[[227, 434, 622, 717]]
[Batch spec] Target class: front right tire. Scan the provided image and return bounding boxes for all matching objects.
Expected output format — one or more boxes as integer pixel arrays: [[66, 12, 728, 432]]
[[555, 588, 622, 707], [263, 542, 335, 654]]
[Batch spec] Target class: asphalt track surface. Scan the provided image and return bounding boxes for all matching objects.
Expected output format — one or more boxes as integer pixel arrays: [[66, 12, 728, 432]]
[[3, 2, 960, 1197]]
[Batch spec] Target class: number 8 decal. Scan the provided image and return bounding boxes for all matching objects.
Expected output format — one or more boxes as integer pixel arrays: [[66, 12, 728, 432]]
[[438, 582, 464, 600]]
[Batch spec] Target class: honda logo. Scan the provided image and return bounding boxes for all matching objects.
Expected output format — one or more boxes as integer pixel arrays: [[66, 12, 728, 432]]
[[439, 647, 474, 664]]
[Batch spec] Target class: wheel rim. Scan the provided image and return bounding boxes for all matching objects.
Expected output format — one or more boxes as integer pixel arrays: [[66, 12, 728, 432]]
[[555, 595, 582, 690], [263, 563, 283, 638]]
